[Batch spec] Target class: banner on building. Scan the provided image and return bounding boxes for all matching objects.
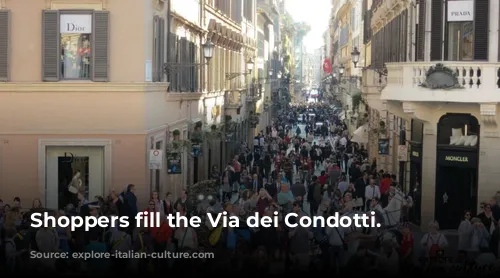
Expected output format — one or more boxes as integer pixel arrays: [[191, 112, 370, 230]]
[[378, 139, 390, 155], [167, 152, 182, 174], [323, 58, 332, 74]]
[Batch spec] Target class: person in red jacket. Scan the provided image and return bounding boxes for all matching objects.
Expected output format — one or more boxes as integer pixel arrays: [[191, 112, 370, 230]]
[[380, 174, 392, 206], [154, 217, 172, 249], [318, 170, 329, 186]]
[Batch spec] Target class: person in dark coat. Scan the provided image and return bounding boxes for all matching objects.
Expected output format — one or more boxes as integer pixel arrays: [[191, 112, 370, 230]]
[[354, 171, 369, 207], [123, 184, 138, 235]]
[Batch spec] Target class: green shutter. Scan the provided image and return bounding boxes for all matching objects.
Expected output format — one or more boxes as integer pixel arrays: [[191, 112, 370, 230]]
[[42, 10, 60, 81], [0, 10, 10, 81], [92, 10, 109, 82]]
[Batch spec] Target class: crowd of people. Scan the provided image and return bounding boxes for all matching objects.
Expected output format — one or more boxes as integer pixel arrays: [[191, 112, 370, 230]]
[[1, 97, 500, 275]]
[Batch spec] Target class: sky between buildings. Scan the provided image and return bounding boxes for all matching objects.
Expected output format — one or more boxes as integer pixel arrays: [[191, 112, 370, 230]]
[[285, 0, 331, 52]]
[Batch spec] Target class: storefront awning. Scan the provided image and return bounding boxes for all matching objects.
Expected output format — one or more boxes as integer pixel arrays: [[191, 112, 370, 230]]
[[351, 124, 369, 144]]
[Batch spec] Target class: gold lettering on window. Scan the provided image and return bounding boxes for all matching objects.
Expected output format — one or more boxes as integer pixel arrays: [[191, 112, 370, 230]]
[[444, 156, 468, 162]]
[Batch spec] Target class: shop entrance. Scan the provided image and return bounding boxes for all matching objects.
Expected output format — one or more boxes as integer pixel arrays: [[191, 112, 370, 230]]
[[46, 146, 104, 210], [435, 165, 477, 229], [435, 113, 479, 230]]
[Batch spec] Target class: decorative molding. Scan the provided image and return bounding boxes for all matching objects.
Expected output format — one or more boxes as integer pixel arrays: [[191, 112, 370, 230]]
[[165, 92, 203, 102], [483, 131, 499, 138], [204, 5, 242, 32], [37, 138, 112, 206], [171, 11, 205, 34], [0, 0, 5, 9], [402, 102, 415, 114], [419, 63, 464, 90], [480, 103, 497, 127], [49, 0, 104, 10], [424, 127, 435, 135], [0, 82, 169, 93]]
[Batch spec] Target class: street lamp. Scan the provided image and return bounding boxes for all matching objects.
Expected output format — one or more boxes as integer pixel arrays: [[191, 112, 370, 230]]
[[351, 47, 360, 68], [202, 38, 215, 63], [226, 57, 254, 80], [247, 57, 254, 74], [268, 68, 273, 77], [338, 65, 345, 76], [164, 37, 214, 73], [277, 71, 282, 79]]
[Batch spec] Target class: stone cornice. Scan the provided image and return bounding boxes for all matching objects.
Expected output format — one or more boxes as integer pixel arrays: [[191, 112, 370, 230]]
[[165, 92, 203, 101], [171, 11, 206, 34], [204, 5, 242, 32], [371, 0, 411, 33], [0, 82, 170, 93]]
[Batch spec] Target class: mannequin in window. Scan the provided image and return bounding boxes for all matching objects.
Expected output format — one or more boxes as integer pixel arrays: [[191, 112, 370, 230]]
[[79, 35, 91, 78]]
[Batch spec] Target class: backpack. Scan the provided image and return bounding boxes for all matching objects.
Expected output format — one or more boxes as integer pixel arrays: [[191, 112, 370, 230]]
[[427, 234, 442, 257]]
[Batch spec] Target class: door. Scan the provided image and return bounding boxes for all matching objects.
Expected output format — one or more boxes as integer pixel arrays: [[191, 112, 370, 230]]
[[46, 146, 104, 209], [435, 166, 477, 229]]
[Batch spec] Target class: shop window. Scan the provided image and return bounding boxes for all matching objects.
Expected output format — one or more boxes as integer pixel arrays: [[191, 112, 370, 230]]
[[437, 114, 479, 147], [447, 21, 474, 61], [42, 10, 109, 81]]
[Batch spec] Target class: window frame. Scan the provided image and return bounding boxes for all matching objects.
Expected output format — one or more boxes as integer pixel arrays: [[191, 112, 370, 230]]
[[58, 10, 94, 81], [446, 21, 474, 61]]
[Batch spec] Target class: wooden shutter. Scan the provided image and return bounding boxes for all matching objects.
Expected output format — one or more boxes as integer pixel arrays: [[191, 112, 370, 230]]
[[179, 38, 187, 92], [92, 10, 109, 82], [430, 0, 443, 61], [153, 16, 160, 82], [0, 10, 10, 81], [416, 0, 425, 61], [474, 0, 488, 60], [42, 10, 60, 81], [159, 17, 165, 82]]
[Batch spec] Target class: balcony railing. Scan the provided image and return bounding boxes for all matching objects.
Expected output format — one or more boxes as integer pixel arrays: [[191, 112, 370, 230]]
[[381, 62, 500, 103]]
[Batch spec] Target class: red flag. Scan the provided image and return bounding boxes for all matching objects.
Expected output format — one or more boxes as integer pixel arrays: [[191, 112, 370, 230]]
[[323, 58, 332, 74]]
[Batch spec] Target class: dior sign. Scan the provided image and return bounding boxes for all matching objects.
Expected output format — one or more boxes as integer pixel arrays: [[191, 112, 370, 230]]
[[60, 14, 92, 34], [447, 0, 474, 22]]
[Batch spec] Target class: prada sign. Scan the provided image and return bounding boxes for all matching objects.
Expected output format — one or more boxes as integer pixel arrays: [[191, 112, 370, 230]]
[[437, 150, 477, 168], [447, 0, 474, 22]]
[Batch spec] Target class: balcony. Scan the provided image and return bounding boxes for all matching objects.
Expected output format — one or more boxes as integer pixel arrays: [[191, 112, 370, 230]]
[[381, 62, 500, 103]]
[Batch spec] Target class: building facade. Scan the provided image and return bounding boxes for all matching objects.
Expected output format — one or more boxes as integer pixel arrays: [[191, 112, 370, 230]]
[[0, 0, 264, 210], [0, 0, 168, 209], [367, 0, 499, 230]]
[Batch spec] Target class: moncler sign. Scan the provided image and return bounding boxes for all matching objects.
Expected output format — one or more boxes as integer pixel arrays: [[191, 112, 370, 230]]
[[60, 14, 92, 34], [447, 0, 474, 22]]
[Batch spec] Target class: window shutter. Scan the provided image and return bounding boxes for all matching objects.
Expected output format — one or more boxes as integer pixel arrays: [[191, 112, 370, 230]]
[[474, 0, 488, 60], [416, 1, 425, 61], [42, 10, 60, 81], [159, 17, 165, 82], [92, 10, 109, 82], [0, 10, 10, 81], [179, 38, 187, 92], [430, 0, 443, 61], [152, 16, 159, 82]]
